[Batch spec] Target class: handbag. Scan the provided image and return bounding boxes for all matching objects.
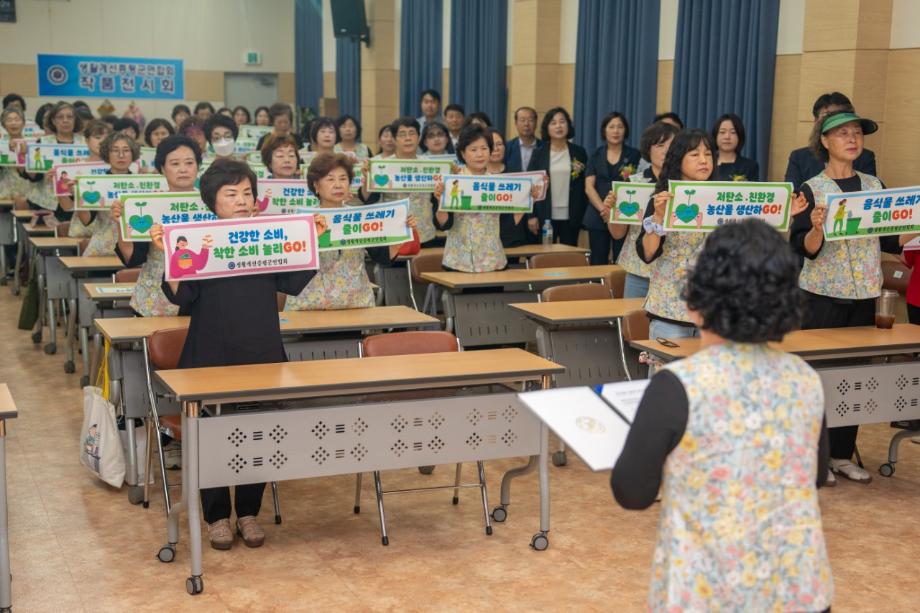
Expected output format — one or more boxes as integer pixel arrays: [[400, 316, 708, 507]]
[[78, 341, 125, 487]]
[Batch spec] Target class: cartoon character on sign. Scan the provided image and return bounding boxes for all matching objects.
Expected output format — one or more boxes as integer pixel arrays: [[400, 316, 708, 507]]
[[169, 234, 212, 278], [55, 171, 70, 195], [832, 199, 848, 235], [32, 146, 44, 169], [450, 180, 461, 209], [256, 188, 272, 213], [314, 214, 331, 248]]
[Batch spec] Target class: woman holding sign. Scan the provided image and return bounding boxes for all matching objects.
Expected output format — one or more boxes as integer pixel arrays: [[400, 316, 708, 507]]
[[284, 153, 416, 310], [62, 120, 113, 238], [111, 135, 202, 317], [151, 159, 318, 551], [0, 107, 32, 210], [260, 135, 302, 180], [489, 128, 539, 248], [612, 219, 833, 613], [26, 102, 86, 221], [606, 121, 678, 298], [790, 110, 917, 485]]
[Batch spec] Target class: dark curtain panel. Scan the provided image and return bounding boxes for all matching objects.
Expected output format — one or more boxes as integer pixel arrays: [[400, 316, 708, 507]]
[[336, 37, 362, 120], [448, 0, 508, 132], [671, 0, 780, 176], [400, 0, 443, 117], [573, 0, 661, 152], [295, 0, 323, 112]]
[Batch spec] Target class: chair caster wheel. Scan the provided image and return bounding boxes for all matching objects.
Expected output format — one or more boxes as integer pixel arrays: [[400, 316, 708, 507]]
[[31, 332, 41, 344], [64, 360, 75, 373], [552, 451, 567, 467], [353, 505, 360, 514], [531, 532, 549, 551], [127, 485, 144, 505], [157, 545, 175, 563], [43, 343, 56, 355], [491, 506, 507, 523], [418, 465, 435, 475], [142, 500, 149, 509], [486, 526, 493, 536], [381, 536, 389, 546], [452, 496, 459, 505], [80, 375, 89, 387], [879, 463, 895, 477], [186, 575, 203, 595], [275, 515, 281, 525]]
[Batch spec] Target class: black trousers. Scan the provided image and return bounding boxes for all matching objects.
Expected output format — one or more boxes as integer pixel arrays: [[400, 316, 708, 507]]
[[587, 228, 625, 265], [550, 219, 580, 247], [201, 483, 265, 523], [801, 291, 874, 460], [908, 303, 920, 324]]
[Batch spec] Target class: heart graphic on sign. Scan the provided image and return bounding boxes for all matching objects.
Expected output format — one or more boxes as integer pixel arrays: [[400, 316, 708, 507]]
[[82, 190, 101, 205], [675, 203, 699, 224], [618, 201, 640, 218], [373, 174, 389, 187], [128, 214, 153, 234]]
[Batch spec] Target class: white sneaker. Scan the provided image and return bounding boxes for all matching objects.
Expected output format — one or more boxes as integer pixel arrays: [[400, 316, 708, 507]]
[[825, 469, 836, 487], [830, 458, 872, 484], [164, 441, 182, 469]]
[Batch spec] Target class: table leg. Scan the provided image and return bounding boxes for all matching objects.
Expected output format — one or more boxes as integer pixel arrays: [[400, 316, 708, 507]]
[[184, 402, 204, 595], [616, 318, 632, 382], [89, 333, 102, 387], [12, 228, 22, 296], [79, 326, 91, 386], [32, 271, 45, 344], [0, 420, 10, 610], [0, 246, 7, 285], [46, 297, 57, 354], [64, 298, 77, 373]]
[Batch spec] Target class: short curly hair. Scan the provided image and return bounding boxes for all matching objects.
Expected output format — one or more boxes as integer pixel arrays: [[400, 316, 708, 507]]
[[306, 152, 354, 194], [99, 132, 140, 163], [682, 219, 804, 343]]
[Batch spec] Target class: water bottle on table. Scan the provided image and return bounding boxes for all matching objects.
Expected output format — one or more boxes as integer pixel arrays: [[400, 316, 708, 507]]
[[542, 220, 554, 245]]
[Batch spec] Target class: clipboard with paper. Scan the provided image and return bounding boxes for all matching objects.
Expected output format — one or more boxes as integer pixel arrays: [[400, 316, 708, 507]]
[[517, 380, 649, 471]]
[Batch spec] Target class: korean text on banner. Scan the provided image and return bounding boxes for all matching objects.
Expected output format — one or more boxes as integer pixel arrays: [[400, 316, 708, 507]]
[[297, 200, 412, 250], [439, 174, 533, 214], [665, 181, 794, 232], [119, 192, 216, 241], [823, 186, 920, 241]]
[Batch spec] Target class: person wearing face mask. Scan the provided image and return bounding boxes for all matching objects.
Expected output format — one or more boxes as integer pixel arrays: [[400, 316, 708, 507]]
[[334, 114, 370, 160], [151, 158, 319, 550], [605, 121, 678, 298], [256, 103, 303, 150], [527, 107, 588, 247], [260, 134, 301, 180], [712, 113, 759, 182], [59, 120, 113, 238], [25, 101, 86, 221], [110, 135, 202, 317], [204, 114, 239, 160], [283, 153, 417, 311], [584, 111, 641, 265]]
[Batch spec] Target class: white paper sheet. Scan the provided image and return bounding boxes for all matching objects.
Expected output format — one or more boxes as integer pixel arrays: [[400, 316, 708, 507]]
[[518, 380, 650, 471]]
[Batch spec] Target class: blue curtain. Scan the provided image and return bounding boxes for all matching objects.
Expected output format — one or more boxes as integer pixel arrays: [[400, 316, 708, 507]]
[[671, 0, 780, 176], [448, 0, 508, 132], [574, 0, 660, 153], [295, 0, 323, 112], [400, 0, 443, 117], [336, 37, 361, 120]]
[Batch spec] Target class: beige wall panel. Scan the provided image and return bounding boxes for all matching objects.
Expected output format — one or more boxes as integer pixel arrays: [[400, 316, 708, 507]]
[[0, 64, 38, 97], [797, 51, 856, 120], [767, 54, 803, 181], [803, 0, 860, 52], [851, 50, 890, 119], [512, 0, 539, 65], [559, 63, 576, 116], [323, 72, 336, 99], [881, 49, 920, 186], [856, 0, 893, 49], [656, 60, 673, 114], [277, 73, 295, 105], [361, 70, 400, 109], [184, 70, 224, 103]]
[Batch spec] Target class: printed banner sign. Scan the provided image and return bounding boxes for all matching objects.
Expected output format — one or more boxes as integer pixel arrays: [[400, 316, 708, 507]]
[[823, 186, 920, 241], [609, 181, 655, 225], [197, 161, 269, 181], [0, 122, 43, 138], [37, 53, 183, 99], [439, 174, 533, 214], [119, 192, 216, 241], [665, 181, 794, 232], [297, 200, 411, 251], [238, 125, 273, 139], [25, 143, 90, 172], [235, 138, 260, 154], [53, 162, 109, 196], [130, 146, 157, 173], [367, 158, 452, 193], [0, 139, 29, 167], [74, 174, 167, 210], [504, 170, 548, 201], [162, 214, 319, 281], [256, 179, 319, 215]]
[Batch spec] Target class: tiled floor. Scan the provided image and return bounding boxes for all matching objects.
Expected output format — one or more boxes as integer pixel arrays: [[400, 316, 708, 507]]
[[1, 287, 919, 611]]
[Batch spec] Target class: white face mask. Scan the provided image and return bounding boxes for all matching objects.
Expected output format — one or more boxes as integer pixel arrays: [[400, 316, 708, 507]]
[[213, 138, 235, 157]]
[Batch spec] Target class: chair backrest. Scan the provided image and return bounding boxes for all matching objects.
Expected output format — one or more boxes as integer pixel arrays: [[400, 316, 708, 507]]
[[114, 267, 141, 283], [542, 283, 611, 302], [56, 222, 70, 238], [528, 252, 587, 269], [409, 252, 445, 285], [882, 259, 912, 295], [604, 268, 626, 299], [362, 331, 458, 357], [147, 327, 189, 370], [620, 309, 649, 342]]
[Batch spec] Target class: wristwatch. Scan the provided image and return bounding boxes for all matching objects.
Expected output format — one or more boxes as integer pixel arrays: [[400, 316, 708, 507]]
[[643, 216, 666, 236]]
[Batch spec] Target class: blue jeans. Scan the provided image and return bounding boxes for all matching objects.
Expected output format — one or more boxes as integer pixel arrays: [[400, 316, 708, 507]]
[[622, 273, 649, 299], [648, 318, 698, 341]]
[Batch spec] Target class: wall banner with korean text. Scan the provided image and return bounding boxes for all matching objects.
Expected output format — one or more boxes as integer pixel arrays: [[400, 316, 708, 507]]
[[162, 214, 319, 281], [53, 162, 108, 196], [297, 200, 411, 251], [609, 181, 656, 225], [74, 174, 168, 210], [37, 54, 183, 99], [823, 186, 920, 241], [119, 192, 216, 242], [256, 179, 319, 215], [664, 181, 794, 232], [367, 158, 452, 193], [439, 174, 533, 214], [25, 143, 90, 172]]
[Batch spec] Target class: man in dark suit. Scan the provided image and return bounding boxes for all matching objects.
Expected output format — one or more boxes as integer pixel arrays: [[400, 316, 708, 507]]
[[785, 92, 877, 191], [504, 106, 542, 173]]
